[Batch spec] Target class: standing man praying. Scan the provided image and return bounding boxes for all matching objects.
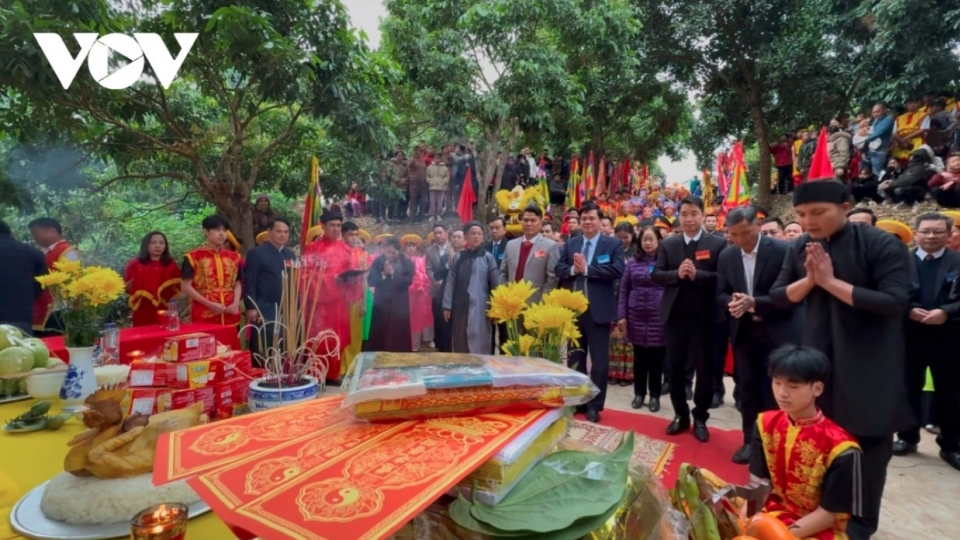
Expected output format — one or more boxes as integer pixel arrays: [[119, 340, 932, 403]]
[[653, 195, 726, 442], [556, 202, 624, 423], [770, 179, 912, 540]]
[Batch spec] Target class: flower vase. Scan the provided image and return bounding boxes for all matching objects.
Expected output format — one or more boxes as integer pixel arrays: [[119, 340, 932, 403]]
[[60, 346, 98, 411]]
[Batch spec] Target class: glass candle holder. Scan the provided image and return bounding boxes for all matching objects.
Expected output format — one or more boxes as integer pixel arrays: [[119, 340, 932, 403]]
[[157, 311, 168, 328], [130, 503, 188, 540]]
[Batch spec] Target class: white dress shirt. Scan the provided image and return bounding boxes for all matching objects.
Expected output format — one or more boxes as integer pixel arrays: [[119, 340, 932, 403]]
[[741, 236, 761, 297], [916, 247, 945, 260], [683, 230, 703, 244]]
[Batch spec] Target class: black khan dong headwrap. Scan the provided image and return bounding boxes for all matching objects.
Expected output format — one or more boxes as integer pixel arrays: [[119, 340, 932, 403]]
[[792, 180, 849, 206], [320, 209, 344, 224]]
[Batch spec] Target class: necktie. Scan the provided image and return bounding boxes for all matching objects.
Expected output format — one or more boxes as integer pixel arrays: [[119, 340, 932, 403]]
[[582, 239, 592, 265], [515, 241, 533, 281], [493, 243, 499, 260], [925, 254, 935, 261]]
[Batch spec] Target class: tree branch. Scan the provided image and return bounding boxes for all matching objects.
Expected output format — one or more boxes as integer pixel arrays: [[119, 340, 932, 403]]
[[248, 105, 305, 185], [96, 171, 191, 192]]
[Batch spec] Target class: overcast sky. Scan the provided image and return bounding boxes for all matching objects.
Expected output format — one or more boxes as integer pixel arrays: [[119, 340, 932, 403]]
[[343, 0, 698, 183]]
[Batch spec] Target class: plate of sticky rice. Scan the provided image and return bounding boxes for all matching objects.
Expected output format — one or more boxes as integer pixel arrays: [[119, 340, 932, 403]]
[[11, 472, 209, 539]]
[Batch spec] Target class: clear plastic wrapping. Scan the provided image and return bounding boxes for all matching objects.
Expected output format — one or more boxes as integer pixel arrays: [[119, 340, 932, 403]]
[[343, 352, 599, 421], [391, 437, 686, 540], [454, 410, 568, 505]]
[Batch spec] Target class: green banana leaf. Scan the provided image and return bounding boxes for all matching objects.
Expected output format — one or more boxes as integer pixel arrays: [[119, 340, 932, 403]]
[[462, 431, 635, 533]]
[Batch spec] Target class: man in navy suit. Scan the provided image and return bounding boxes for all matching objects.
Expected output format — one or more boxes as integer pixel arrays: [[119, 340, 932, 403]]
[[653, 195, 726, 442], [556, 201, 625, 422]]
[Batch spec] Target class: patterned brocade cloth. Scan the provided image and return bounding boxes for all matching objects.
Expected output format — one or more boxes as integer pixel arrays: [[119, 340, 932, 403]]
[[607, 325, 634, 383]]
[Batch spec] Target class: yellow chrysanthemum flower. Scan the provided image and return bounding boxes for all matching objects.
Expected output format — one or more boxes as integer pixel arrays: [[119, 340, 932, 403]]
[[516, 334, 536, 355], [561, 320, 582, 348], [523, 303, 576, 331], [543, 289, 589, 315], [487, 280, 536, 322], [53, 260, 82, 275], [35, 272, 71, 288], [64, 268, 125, 306]]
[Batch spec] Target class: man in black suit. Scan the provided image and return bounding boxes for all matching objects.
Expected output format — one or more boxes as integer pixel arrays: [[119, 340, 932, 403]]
[[243, 218, 296, 361], [556, 201, 625, 423], [895, 212, 960, 471], [653, 195, 726, 442], [485, 217, 509, 352], [0, 220, 47, 335], [717, 206, 799, 463]]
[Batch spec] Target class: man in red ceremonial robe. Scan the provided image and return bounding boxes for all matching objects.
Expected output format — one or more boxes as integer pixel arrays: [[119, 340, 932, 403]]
[[180, 216, 242, 326], [125, 231, 182, 327], [302, 210, 356, 381], [748, 346, 862, 540], [28, 217, 80, 336]]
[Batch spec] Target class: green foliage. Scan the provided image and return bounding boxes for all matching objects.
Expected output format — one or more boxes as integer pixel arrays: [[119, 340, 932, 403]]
[[0, 0, 397, 250], [450, 432, 634, 538]]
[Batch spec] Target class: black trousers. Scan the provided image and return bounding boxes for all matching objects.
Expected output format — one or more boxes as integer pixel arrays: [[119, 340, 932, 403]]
[[491, 322, 508, 354], [712, 318, 729, 397], [891, 185, 925, 205], [898, 325, 960, 452], [733, 318, 777, 444], [392, 194, 409, 220], [775, 165, 794, 194], [432, 297, 450, 352], [633, 345, 665, 398], [568, 313, 611, 412], [846, 435, 893, 540], [665, 316, 714, 422]]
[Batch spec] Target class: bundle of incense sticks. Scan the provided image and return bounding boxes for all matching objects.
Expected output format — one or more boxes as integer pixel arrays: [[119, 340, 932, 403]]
[[243, 257, 335, 388]]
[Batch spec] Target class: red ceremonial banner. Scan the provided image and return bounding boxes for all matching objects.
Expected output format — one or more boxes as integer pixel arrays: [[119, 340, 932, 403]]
[[155, 395, 550, 540]]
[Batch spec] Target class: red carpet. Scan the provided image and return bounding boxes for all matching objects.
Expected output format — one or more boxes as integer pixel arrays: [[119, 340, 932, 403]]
[[576, 408, 749, 487]]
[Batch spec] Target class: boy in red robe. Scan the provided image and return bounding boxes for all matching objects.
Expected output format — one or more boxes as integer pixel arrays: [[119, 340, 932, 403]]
[[181, 216, 242, 326], [28, 217, 80, 335], [749, 346, 863, 540]]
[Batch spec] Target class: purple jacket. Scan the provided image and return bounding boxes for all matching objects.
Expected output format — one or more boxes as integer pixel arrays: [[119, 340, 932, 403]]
[[618, 253, 665, 347]]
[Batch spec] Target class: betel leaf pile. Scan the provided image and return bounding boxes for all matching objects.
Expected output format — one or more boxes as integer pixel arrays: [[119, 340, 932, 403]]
[[450, 431, 635, 539]]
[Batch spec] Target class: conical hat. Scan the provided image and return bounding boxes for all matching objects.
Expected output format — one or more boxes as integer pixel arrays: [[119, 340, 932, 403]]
[[373, 233, 394, 244], [876, 220, 912, 244], [358, 229, 371, 244], [307, 225, 324, 242], [401, 234, 423, 247]]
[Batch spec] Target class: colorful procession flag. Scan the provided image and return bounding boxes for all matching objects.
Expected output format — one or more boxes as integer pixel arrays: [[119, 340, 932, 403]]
[[300, 156, 322, 250], [536, 158, 550, 204], [565, 155, 580, 208], [724, 141, 750, 209], [584, 151, 596, 195], [807, 126, 833, 180]]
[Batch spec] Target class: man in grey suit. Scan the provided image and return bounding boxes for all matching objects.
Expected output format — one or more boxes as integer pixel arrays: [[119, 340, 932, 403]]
[[425, 223, 453, 351], [500, 205, 560, 305]]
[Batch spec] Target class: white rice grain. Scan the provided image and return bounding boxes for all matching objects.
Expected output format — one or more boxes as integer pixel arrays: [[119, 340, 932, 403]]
[[40, 472, 200, 525]]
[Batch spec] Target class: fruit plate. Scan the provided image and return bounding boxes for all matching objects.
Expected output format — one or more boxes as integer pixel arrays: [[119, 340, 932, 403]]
[[10, 481, 211, 540], [0, 392, 31, 404]]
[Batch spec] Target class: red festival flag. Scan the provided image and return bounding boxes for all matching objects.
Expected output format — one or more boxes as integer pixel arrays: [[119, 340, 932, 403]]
[[457, 165, 477, 223], [300, 156, 322, 250], [807, 126, 833, 180], [595, 156, 607, 198]]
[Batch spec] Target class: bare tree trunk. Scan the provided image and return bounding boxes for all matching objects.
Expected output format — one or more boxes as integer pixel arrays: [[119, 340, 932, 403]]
[[478, 130, 502, 222], [749, 101, 773, 210]]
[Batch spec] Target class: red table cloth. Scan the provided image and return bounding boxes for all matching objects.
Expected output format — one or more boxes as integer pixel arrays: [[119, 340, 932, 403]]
[[42, 323, 241, 364]]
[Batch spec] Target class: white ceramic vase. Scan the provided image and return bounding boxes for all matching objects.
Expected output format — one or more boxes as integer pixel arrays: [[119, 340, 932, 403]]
[[248, 376, 320, 413], [60, 346, 98, 410]]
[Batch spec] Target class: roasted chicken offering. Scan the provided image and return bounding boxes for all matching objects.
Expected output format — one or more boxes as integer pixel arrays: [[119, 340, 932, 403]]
[[64, 389, 204, 478]]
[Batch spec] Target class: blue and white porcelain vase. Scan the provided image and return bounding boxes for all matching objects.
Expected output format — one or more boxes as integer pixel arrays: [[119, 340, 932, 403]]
[[60, 346, 98, 411], [248, 376, 320, 413]]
